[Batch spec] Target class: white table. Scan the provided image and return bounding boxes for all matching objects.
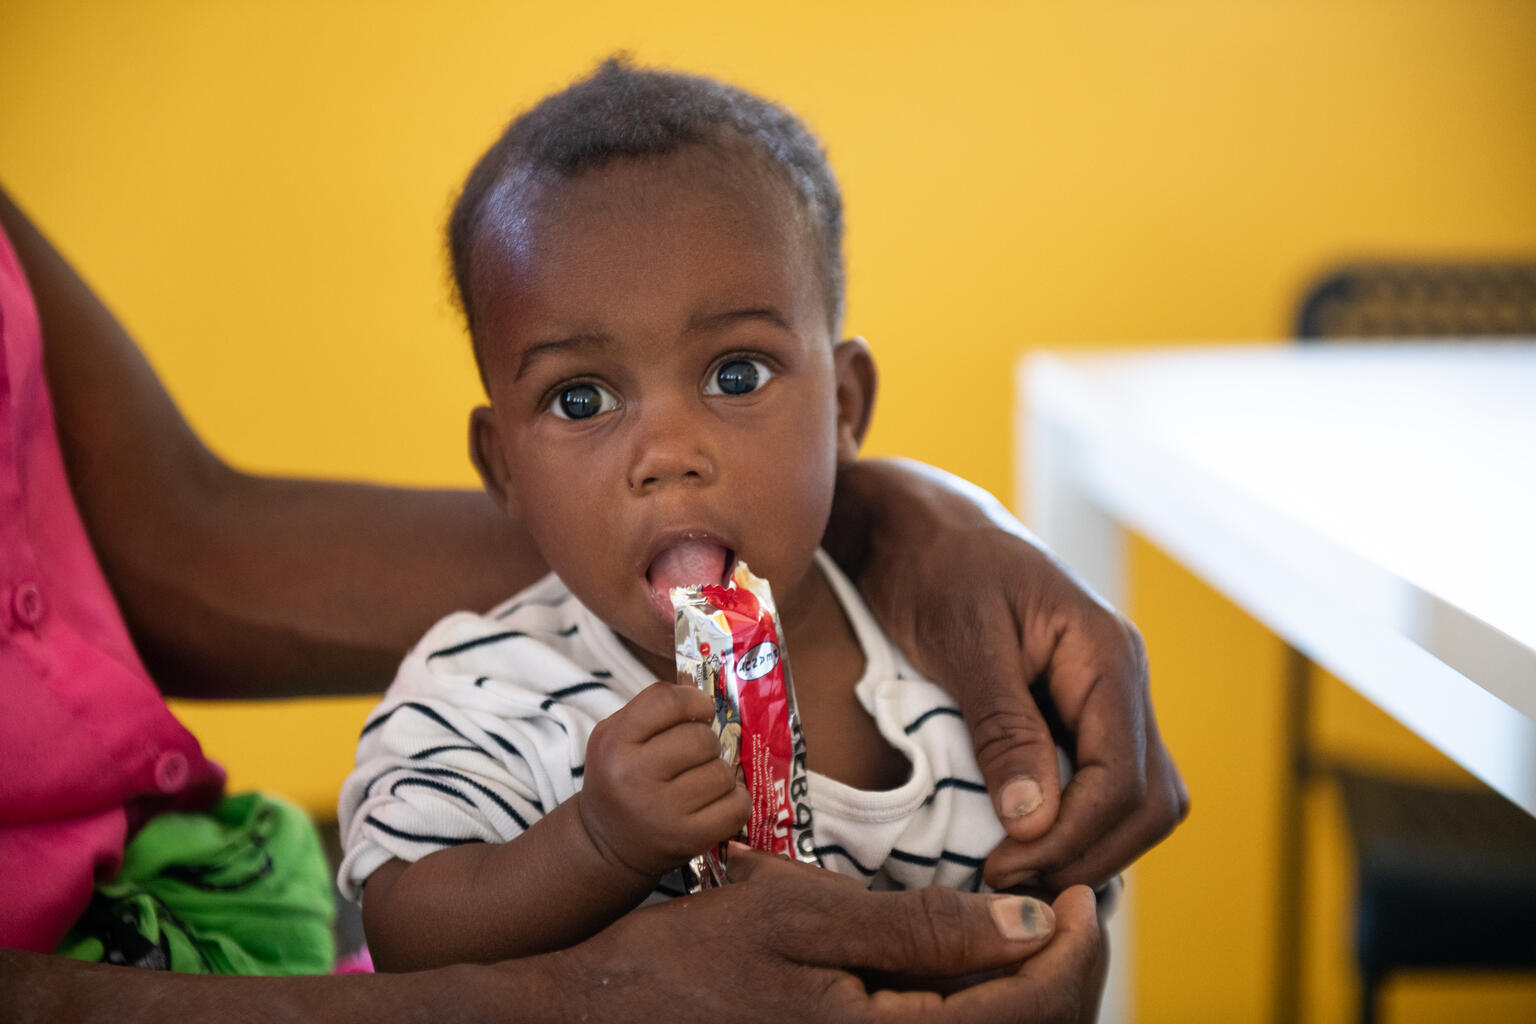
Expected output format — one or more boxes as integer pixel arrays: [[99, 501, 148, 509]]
[[1020, 342, 1536, 812], [1019, 342, 1536, 1024]]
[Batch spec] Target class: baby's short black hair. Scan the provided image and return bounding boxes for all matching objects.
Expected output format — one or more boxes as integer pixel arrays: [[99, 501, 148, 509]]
[[449, 56, 845, 364]]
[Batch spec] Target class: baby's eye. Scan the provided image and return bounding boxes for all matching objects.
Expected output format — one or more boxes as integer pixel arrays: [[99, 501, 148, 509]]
[[705, 358, 773, 397], [550, 382, 617, 420]]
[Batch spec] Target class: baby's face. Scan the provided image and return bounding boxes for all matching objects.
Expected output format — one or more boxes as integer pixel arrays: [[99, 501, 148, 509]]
[[469, 147, 868, 675]]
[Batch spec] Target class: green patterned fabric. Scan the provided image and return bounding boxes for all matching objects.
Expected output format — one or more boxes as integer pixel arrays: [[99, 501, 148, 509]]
[[58, 793, 335, 975]]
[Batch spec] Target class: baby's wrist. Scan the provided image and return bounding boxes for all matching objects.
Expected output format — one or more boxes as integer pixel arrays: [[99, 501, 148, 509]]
[[569, 792, 667, 888]]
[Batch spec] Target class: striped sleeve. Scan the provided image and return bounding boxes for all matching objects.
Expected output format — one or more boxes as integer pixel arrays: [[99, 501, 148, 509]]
[[336, 608, 625, 903]]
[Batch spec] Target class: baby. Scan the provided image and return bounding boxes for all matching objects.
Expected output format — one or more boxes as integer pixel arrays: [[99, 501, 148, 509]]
[[338, 58, 1011, 970]]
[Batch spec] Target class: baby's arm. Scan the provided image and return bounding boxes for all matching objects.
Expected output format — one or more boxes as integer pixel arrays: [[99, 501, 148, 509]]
[[360, 683, 749, 970]]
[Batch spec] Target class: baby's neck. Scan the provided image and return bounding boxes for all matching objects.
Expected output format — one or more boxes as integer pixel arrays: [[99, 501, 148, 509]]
[[784, 564, 909, 791]]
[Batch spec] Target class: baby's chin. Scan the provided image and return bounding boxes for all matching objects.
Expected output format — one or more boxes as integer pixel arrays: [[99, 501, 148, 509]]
[[558, 578, 680, 678], [617, 626, 679, 682]]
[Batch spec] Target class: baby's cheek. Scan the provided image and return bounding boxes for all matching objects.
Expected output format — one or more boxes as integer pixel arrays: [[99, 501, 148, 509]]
[[761, 465, 835, 550]]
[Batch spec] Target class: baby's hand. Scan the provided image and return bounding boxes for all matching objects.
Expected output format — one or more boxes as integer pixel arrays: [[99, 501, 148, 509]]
[[577, 681, 751, 881]]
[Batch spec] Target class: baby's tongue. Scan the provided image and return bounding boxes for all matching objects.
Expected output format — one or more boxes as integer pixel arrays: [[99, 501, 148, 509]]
[[648, 541, 729, 603]]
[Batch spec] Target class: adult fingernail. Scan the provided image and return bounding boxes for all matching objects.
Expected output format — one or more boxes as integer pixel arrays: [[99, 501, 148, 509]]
[[1001, 776, 1044, 819], [989, 895, 1055, 941]]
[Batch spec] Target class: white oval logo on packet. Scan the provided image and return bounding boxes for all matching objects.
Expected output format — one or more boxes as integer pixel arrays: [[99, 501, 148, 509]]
[[735, 642, 779, 681]]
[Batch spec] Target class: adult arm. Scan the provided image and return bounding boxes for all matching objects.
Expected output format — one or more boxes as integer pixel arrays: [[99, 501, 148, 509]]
[[0, 850, 1099, 1024], [0, 186, 548, 699], [825, 459, 1190, 892]]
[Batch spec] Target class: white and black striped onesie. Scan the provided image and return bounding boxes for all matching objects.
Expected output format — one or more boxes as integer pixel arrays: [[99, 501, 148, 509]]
[[337, 550, 1005, 905]]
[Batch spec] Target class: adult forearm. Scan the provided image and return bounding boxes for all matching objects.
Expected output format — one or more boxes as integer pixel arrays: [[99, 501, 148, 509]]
[[0, 949, 564, 1024], [114, 472, 544, 699], [827, 457, 1048, 559]]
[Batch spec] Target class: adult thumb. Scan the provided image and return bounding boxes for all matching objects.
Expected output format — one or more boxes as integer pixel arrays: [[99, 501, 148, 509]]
[[963, 656, 1063, 842], [725, 847, 1058, 973]]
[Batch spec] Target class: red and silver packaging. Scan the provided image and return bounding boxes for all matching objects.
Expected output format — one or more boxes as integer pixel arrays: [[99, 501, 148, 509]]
[[672, 562, 817, 888]]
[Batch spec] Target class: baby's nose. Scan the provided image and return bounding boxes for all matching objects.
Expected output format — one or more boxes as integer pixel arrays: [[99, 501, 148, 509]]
[[627, 408, 717, 494]]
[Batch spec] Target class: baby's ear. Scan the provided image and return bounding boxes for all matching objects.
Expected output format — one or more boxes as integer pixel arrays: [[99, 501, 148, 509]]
[[833, 338, 878, 462], [469, 406, 516, 516]]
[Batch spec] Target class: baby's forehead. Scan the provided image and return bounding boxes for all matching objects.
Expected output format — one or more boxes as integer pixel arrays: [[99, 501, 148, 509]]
[[484, 146, 809, 252], [468, 150, 828, 350]]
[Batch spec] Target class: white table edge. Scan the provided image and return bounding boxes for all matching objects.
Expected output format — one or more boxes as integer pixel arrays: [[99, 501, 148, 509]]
[[1017, 348, 1536, 816]]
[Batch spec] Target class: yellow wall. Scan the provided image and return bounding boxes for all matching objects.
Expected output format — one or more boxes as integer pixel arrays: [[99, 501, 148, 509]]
[[4, 2, 1533, 1020]]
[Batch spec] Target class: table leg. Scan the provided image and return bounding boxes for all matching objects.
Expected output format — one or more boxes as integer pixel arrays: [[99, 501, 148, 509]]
[[1276, 645, 1312, 1024], [1024, 406, 1132, 1023]]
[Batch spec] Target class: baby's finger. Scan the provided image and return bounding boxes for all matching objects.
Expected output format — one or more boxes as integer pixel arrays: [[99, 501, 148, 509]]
[[641, 718, 729, 778], [609, 681, 716, 743], [685, 782, 753, 842], [666, 756, 741, 813]]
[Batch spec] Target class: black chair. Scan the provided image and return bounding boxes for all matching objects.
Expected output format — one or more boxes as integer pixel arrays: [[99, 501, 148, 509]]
[[1337, 769, 1536, 1023], [1287, 261, 1536, 1024], [1296, 261, 1536, 340]]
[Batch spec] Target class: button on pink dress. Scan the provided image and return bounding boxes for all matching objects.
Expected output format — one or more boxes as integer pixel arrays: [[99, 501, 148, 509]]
[[0, 225, 224, 953]]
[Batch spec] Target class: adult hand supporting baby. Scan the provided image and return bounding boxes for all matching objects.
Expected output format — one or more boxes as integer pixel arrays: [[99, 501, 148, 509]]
[[0, 851, 1103, 1024], [826, 458, 1189, 893], [553, 848, 1104, 1024]]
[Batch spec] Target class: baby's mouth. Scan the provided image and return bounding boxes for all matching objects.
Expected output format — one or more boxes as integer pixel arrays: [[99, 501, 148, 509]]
[[646, 540, 734, 614]]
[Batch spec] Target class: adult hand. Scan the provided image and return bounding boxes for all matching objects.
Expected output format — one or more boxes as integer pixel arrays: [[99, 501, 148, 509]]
[[829, 459, 1189, 893], [551, 847, 1104, 1024]]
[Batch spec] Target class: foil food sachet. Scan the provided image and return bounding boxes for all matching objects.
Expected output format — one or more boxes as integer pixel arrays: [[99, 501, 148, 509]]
[[671, 562, 818, 888]]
